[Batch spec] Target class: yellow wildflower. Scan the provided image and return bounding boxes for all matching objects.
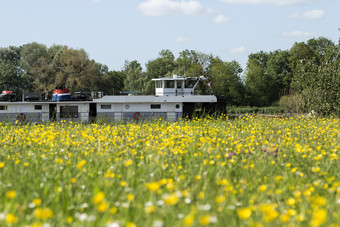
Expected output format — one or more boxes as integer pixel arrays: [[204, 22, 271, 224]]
[[310, 209, 327, 226], [164, 193, 179, 206], [5, 213, 18, 224], [34, 208, 54, 220], [92, 191, 105, 204], [146, 182, 160, 192], [237, 207, 252, 220], [6, 190, 16, 199]]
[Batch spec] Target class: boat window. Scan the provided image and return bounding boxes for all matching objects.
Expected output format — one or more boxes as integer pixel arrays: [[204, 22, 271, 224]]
[[34, 105, 42, 110], [0, 106, 7, 110], [185, 80, 196, 88], [151, 104, 161, 109], [176, 81, 182, 89], [165, 80, 174, 88], [101, 105, 111, 109], [60, 106, 78, 118], [155, 81, 163, 88]]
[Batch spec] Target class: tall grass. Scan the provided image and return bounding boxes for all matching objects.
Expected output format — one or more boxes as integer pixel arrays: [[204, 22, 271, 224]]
[[0, 116, 339, 226]]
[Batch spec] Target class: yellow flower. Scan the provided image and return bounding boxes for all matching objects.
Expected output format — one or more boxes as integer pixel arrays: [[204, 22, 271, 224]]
[[199, 214, 211, 226], [5, 213, 18, 224], [144, 205, 156, 214], [6, 190, 16, 199], [24, 162, 29, 167], [260, 204, 279, 222], [215, 195, 226, 204], [127, 194, 135, 201], [313, 196, 326, 207], [110, 207, 118, 214], [164, 193, 179, 206], [125, 159, 133, 167], [34, 208, 54, 220], [33, 198, 42, 206], [145, 182, 160, 192], [70, 178, 77, 183], [0, 162, 5, 168], [286, 197, 296, 206], [183, 214, 195, 226], [275, 176, 282, 181], [92, 192, 105, 204], [97, 201, 109, 212], [280, 214, 290, 223], [237, 207, 252, 220], [310, 209, 327, 226], [258, 185, 267, 192], [126, 222, 136, 227], [76, 160, 86, 169], [67, 216, 73, 223]]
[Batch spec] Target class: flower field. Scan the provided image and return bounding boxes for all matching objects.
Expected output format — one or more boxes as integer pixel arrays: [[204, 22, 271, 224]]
[[0, 116, 339, 226]]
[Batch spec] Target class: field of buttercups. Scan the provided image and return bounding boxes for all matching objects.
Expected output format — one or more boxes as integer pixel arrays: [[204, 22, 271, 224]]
[[0, 116, 339, 226]]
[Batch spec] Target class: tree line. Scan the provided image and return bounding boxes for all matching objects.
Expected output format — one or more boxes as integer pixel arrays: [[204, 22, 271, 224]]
[[0, 37, 339, 116]]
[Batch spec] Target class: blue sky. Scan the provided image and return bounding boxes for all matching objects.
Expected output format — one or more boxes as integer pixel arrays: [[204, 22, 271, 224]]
[[1, 0, 339, 71]]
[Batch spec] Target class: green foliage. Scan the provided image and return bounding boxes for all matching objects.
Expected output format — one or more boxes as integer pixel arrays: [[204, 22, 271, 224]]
[[209, 57, 245, 105], [278, 93, 304, 114], [292, 55, 340, 116], [123, 60, 146, 93], [0, 46, 31, 94], [225, 106, 285, 114]]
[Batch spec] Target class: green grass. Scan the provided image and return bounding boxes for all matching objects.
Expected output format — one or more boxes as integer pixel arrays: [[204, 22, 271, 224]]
[[0, 116, 339, 226]]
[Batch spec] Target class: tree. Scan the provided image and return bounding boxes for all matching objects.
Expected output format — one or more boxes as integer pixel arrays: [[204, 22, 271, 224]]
[[306, 37, 335, 63], [0, 46, 30, 94], [244, 51, 277, 106], [209, 57, 245, 106], [20, 42, 58, 92], [123, 60, 146, 93], [99, 70, 125, 95], [175, 50, 210, 77], [52, 47, 101, 92], [292, 46, 340, 115], [267, 50, 293, 93]]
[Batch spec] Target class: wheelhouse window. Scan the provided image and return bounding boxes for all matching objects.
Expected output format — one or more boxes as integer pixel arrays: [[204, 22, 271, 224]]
[[0, 106, 7, 110], [185, 80, 196, 88], [165, 80, 174, 88], [60, 106, 78, 118], [34, 105, 42, 110], [176, 81, 182, 88], [155, 81, 163, 88], [151, 104, 161, 109], [101, 105, 111, 109]]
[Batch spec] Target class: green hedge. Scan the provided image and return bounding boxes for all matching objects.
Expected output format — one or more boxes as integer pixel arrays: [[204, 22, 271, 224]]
[[225, 106, 286, 115]]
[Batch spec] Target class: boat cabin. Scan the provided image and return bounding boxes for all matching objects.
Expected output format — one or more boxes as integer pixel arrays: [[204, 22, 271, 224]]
[[152, 75, 207, 96]]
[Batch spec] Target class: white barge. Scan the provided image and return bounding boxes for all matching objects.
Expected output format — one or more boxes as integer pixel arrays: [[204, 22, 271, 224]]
[[0, 76, 217, 123]]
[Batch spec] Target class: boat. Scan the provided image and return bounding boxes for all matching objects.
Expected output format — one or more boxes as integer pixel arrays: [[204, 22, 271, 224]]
[[0, 75, 217, 123]]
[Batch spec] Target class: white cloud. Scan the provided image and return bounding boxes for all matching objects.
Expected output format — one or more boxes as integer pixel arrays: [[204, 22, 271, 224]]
[[213, 15, 229, 24], [219, 0, 319, 6], [138, 0, 212, 16], [175, 37, 191, 42], [288, 10, 324, 19], [92, 0, 100, 3], [281, 30, 313, 38], [229, 46, 248, 54]]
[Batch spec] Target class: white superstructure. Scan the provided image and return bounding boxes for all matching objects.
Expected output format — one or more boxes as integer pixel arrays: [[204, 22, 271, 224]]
[[0, 75, 217, 123]]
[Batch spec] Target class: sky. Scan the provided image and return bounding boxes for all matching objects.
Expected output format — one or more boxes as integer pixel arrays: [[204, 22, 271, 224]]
[[1, 0, 339, 72]]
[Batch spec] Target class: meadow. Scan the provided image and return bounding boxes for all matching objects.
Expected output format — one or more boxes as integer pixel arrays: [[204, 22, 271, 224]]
[[0, 116, 339, 227]]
